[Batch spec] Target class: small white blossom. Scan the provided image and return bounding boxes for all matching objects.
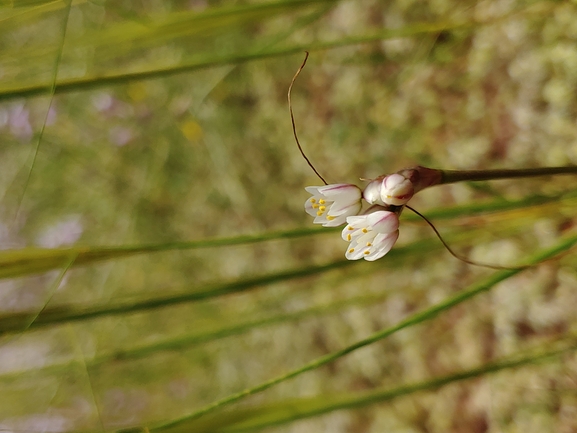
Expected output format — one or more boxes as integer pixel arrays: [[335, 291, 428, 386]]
[[341, 210, 399, 261], [305, 184, 362, 227]]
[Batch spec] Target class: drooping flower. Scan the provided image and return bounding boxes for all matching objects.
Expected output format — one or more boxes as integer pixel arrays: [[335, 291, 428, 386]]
[[305, 184, 362, 227], [341, 209, 399, 261]]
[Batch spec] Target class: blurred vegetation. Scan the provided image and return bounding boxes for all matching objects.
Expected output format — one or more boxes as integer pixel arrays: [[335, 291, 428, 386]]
[[1, 0, 577, 432]]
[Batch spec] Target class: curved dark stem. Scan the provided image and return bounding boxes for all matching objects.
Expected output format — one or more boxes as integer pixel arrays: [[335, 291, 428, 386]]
[[288, 51, 328, 185], [405, 205, 529, 271], [440, 166, 577, 185]]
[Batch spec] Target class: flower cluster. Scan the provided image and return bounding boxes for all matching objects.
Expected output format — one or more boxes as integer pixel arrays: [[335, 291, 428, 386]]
[[305, 171, 416, 261]]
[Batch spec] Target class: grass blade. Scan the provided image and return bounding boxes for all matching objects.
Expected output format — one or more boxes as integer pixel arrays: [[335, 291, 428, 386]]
[[149, 232, 577, 429]]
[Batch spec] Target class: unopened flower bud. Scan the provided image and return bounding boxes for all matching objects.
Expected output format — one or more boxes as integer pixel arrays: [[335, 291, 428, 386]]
[[381, 173, 414, 206], [362, 179, 384, 205]]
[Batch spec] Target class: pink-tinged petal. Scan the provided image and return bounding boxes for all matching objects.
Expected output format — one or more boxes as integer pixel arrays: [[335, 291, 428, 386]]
[[366, 211, 399, 234], [364, 231, 399, 261], [381, 174, 414, 205], [383, 173, 405, 189], [327, 201, 362, 217], [317, 184, 361, 200]]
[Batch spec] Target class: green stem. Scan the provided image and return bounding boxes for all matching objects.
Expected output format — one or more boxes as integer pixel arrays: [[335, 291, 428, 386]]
[[439, 166, 577, 184]]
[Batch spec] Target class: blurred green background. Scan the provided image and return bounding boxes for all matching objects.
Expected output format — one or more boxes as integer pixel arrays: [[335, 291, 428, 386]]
[[1, 0, 577, 432]]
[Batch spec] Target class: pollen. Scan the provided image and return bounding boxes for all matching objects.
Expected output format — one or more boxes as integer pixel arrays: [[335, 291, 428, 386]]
[[326, 215, 335, 220], [347, 226, 354, 231], [310, 198, 316, 204], [366, 242, 372, 247], [317, 211, 323, 216], [348, 248, 355, 253], [313, 204, 319, 209], [362, 228, 368, 233], [319, 206, 326, 212], [347, 234, 352, 241], [364, 251, 370, 255], [319, 199, 326, 204]]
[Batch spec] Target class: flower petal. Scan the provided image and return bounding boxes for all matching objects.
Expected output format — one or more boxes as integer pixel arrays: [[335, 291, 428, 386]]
[[327, 201, 362, 217], [366, 211, 399, 234], [364, 231, 399, 261]]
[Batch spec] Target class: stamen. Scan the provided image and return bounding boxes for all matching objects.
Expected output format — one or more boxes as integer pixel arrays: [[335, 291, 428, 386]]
[[347, 234, 352, 241], [319, 199, 326, 204], [364, 251, 370, 255], [319, 206, 326, 211], [313, 204, 319, 209], [366, 242, 372, 247], [317, 211, 323, 216], [310, 198, 316, 204], [348, 226, 354, 231], [348, 248, 355, 253], [326, 215, 335, 220], [362, 228, 368, 233]]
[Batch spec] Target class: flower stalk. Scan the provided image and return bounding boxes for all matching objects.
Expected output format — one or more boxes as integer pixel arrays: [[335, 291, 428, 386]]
[[303, 164, 577, 263], [438, 166, 577, 184]]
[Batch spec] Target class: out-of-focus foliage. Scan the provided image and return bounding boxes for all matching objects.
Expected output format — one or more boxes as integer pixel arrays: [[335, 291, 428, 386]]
[[1, 0, 577, 432]]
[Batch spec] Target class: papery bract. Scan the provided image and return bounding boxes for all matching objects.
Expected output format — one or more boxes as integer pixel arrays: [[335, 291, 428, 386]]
[[341, 210, 399, 261], [305, 184, 362, 227]]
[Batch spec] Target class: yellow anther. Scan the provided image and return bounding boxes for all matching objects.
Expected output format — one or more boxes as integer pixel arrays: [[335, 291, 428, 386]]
[[364, 251, 370, 255], [362, 228, 368, 233], [310, 198, 316, 204], [347, 234, 351, 241], [313, 204, 319, 209], [366, 242, 372, 247], [319, 199, 326, 204], [327, 215, 335, 220], [319, 206, 326, 211], [347, 226, 354, 231], [348, 248, 355, 253], [317, 211, 323, 216]]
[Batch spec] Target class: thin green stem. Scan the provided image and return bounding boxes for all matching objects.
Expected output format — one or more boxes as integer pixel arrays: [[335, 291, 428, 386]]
[[440, 166, 577, 184]]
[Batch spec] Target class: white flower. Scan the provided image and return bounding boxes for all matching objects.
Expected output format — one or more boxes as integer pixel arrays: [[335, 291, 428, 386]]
[[341, 210, 399, 261], [305, 184, 362, 227]]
